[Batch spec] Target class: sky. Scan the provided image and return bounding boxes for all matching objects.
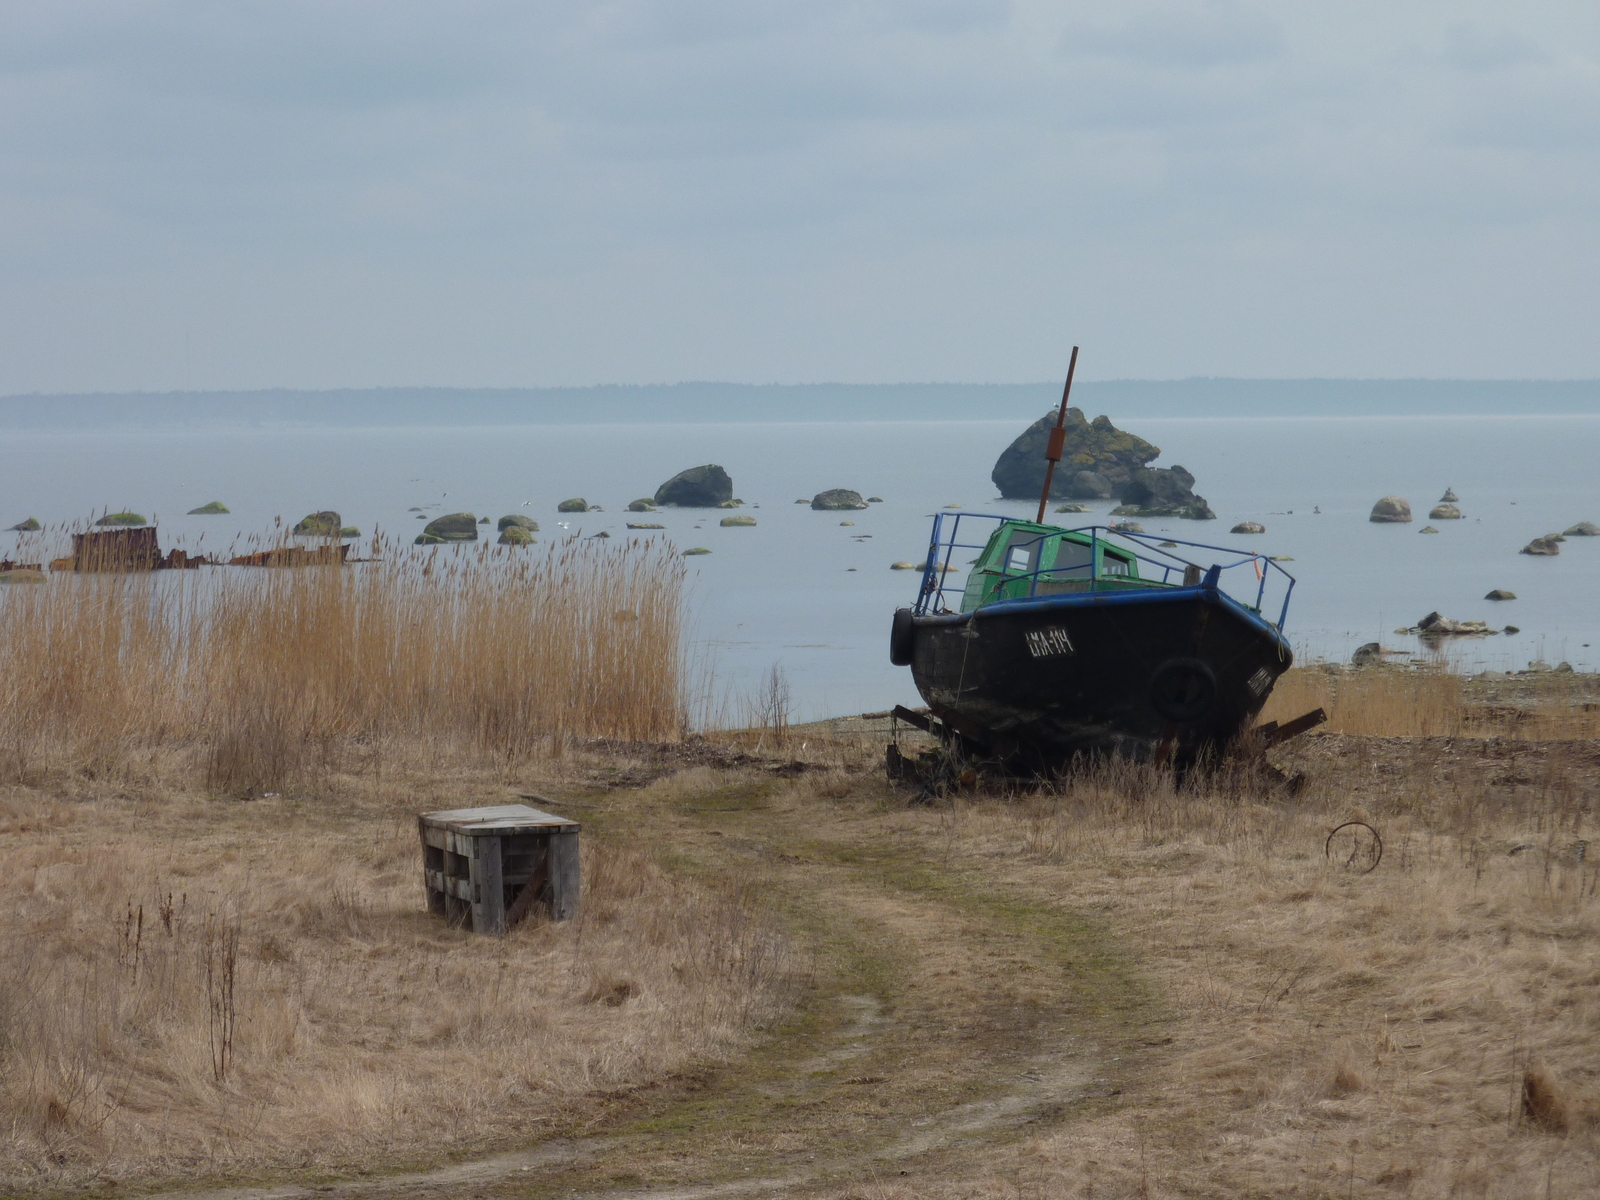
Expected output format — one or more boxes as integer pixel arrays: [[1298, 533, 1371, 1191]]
[[1, 1, 1597, 392]]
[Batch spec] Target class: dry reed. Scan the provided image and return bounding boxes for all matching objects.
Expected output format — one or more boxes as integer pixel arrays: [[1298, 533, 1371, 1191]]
[[0, 535, 686, 794], [1263, 663, 1600, 739]]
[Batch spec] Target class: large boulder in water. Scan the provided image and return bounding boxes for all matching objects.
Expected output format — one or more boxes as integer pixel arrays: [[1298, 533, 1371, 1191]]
[[1114, 465, 1216, 520], [992, 409, 1160, 501], [498, 514, 538, 532], [812, 488, 868, 511], [655, 465, 733, 507], [1369, 496, 1412, 523], [1066, 471, 1113, 499], [422, 512, 479, 541]]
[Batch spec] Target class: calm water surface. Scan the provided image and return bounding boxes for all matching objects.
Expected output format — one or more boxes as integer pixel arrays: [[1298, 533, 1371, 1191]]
[[3, 416, 1597, 720]]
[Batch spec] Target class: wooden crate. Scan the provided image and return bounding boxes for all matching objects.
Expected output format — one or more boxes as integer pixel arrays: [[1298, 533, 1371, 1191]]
[[418, 803, 580, 934]]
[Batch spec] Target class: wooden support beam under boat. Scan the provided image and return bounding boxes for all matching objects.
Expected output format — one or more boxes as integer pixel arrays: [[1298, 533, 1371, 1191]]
[[1259, 707, 1327, 749]]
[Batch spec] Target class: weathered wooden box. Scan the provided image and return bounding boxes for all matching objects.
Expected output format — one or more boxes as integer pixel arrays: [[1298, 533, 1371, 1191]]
[[418, 803, 580, 934]]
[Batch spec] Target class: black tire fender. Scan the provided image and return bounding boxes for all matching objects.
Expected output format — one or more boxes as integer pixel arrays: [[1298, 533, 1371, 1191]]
[[1149, 657, 1217, 724], [889, 608, 916, 666]]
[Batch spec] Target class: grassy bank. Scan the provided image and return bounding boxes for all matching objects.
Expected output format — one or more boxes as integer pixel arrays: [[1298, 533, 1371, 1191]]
[[2, 654, 1599, 1197]]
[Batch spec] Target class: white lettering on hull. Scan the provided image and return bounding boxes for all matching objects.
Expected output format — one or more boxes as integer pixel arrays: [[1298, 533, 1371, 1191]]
[[1025, 626, 1075, 658]]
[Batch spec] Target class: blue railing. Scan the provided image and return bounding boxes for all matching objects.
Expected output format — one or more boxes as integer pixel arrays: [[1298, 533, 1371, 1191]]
[[912, 511, 1297, 631]]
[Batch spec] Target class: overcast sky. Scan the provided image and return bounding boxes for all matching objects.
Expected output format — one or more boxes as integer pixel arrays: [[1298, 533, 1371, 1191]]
[[1, 1, 1597, 392]]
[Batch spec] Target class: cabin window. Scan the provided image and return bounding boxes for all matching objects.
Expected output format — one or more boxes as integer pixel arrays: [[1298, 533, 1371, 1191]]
[[1102, 553, 1131, 577], [1000, 530, 1041, 575], [1046, 541, 1094, 581]]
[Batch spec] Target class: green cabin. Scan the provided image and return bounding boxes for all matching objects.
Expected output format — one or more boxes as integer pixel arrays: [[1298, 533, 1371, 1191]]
[[959, 521, 1163, 612]]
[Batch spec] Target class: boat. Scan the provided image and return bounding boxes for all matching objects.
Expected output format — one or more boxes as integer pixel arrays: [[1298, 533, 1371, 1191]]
[[888, 348, 1303, 774]]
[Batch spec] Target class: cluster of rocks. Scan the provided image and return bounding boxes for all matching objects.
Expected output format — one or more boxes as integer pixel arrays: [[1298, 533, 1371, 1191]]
[[1523, 522, 1599, 556], [1371, 490, 1465, 525], [991, 410, 1214, 519], [413, 512, 541, 545]]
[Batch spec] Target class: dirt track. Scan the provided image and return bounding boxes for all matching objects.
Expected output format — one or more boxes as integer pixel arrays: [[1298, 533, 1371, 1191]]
[[140, 771, 1153, 1200]]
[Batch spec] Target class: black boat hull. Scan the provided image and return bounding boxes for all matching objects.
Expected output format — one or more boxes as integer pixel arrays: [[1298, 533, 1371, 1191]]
[[906, 585, 1292, 769]]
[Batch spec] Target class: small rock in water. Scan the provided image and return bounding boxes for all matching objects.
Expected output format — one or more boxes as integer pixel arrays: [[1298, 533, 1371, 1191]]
[[890, 561, 918, 570], [292, 511, 341, 536], [1108, 520, 1144, 533], [187, 501, 229, 515], [1485, 589, 1516, 601], [720, 515, 757, 527], [627, 499, 657, 512], [8, 517, 41, 531], [420, 512, 478, 542], [1054, 503, 1090, 514], [478, 516, 490, 524], [839, 521, 854, 527], [1412, 611, 1493, 636], [1268, 555, 1294, 561], [592, 530, 610, 538], [97, 511, 148, 527], [795, 498, 808, 504], [626, 522, 665, 530], [1504, 624, 1521, 634], [942, 503, 961, 509], [557, 498, 590, 513], [1440, 488, 1458, 503], [1521, 537, 1561, 556], [1231, 521, 1266, 534], [1429, 503, 1462, 520], [867, 496, 884, 503], [1565, 521, 1600, 536], [683, 547, 712, 556], [497, 526, 535, 545], [1419, 525, 1439, 534], [1369, 496, 1412, 523], [1351, 642, 1386, 666], [499, 514, 538, 532], [1158, 540, 1178, 547]]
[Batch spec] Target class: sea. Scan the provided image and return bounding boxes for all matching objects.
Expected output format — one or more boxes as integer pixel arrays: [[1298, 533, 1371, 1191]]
[[3, 414, 1598, 722]]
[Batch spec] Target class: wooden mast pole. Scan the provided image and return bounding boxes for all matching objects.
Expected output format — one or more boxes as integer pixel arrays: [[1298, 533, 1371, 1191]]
[[1035, 346, 1080, 524]]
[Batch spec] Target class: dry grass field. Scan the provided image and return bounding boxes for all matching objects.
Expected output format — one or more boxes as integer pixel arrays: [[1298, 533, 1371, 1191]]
[[2, 549, 1599, 1200]]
